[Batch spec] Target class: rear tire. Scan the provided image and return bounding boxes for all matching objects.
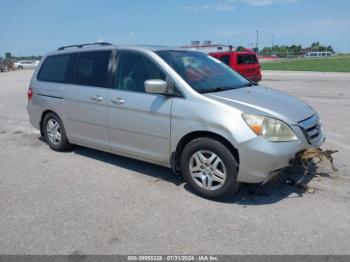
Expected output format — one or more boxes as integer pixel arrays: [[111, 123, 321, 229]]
[[43, 113, 72, 151], [180, 137, 240, 199]]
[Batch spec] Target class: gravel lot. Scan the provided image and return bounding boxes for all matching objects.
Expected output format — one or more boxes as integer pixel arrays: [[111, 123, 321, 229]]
[[0, 70, 349, 255]]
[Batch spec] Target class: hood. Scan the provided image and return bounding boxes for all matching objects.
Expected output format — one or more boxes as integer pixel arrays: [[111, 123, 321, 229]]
[[204, 85, 314, 124]]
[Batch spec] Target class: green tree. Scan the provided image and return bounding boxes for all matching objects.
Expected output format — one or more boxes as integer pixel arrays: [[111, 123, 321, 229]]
[[5, 52, 12, 59], [236, 46, 245, 52], [326, 45, 334, 52], [311, 42, 320, 49]]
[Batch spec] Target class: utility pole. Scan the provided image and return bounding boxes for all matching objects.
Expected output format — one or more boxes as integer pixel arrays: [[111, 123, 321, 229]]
[[271, 34, 274, 54], [255, 30, 259, 51]]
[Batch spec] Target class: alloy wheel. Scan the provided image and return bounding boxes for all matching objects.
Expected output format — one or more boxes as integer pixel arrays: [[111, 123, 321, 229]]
[[46, 119, 61, 145], [189, 150, 227, 190]]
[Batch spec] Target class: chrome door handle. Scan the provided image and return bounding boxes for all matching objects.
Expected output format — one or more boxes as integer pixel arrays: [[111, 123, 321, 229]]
[[111, 97, 125, 105], [90, 95, 104, 102]]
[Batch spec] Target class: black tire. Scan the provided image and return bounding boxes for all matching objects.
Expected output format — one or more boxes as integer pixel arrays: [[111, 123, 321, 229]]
[[18, 65, 23, 70], [180, 137, 240, 199], [43, 113, 72, 151]]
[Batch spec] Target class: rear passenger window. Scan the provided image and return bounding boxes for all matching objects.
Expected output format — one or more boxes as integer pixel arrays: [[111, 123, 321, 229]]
[[38, 55, 70, 83], [74, 51, 111, 87]]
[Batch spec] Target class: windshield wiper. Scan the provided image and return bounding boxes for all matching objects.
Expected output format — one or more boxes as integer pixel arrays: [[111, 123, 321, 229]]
[[198, 84, 248, 93], [244, 82, 258, 87], [199, 87, 226, 93]]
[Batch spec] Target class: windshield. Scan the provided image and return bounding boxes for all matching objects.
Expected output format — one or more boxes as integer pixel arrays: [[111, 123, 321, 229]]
[[156, 50, 250, 93]]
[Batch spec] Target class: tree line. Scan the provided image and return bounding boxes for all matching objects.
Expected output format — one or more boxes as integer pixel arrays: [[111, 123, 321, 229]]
[[1, 42, 336, 61], [2, 52, 42, 61], [259, 42, 334, 57]]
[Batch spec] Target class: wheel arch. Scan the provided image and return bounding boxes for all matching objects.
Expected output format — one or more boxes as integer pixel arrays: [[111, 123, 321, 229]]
[[171, 131, 240, 175], [40, 110, 60, 135]]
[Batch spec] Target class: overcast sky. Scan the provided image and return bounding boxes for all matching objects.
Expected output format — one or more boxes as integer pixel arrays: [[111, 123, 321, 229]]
[[1, 0, 349, 56]]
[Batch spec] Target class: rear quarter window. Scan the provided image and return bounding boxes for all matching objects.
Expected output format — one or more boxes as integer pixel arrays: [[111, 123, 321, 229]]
[[38, 55, 71, 83]]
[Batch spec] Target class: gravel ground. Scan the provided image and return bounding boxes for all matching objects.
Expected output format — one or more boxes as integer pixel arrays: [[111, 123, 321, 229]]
[[0, 70, 349, 255]]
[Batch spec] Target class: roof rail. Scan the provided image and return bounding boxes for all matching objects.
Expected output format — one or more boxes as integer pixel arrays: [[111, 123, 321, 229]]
[[57, 42, 113, 51]]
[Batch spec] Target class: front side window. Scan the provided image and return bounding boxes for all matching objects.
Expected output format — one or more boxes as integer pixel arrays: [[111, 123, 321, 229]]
[[74, 51, 111, 87], [156, 50, 250, 93], [38, 55, 71, 83], [115, 52, 166, 93]]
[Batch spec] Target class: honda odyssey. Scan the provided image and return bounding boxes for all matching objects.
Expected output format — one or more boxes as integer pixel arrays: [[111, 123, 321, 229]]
[[27, 42, 325, 199]]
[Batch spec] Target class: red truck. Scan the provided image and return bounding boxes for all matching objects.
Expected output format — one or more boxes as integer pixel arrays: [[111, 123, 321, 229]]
[[209, 51, 262, 82]]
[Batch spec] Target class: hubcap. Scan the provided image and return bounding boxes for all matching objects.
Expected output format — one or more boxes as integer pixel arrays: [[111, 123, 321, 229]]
[[46, 119, 61, 145], [189, 150, 227, 190]]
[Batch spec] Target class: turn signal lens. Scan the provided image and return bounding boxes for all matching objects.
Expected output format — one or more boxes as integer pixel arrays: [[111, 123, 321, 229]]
[[250, 124, 262, 135], [241, 114, 264, 135]]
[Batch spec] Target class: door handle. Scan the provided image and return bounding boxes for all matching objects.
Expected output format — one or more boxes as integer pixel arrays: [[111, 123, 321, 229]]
[[111, 97, 125, 105], [90, 95, 104, 102]]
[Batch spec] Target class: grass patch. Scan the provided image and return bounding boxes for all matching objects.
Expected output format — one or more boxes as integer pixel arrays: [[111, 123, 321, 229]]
[[261, 56, 350, 72]]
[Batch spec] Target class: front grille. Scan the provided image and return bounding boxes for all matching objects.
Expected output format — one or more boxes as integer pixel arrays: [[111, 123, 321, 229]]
[[298, 114, 321, 144]]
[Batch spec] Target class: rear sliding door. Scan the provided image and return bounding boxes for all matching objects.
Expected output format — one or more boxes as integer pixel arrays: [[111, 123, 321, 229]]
[[64, 50, 112, 149]]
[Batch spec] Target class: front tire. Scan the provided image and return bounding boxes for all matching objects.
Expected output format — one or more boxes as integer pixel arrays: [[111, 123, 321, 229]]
[[43, 113, 72, 151], [180, 137, 240, 199]]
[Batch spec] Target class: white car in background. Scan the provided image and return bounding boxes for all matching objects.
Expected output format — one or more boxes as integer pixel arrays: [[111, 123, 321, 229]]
[[14, 60, 39, 69], [304, 52, 333, 58]]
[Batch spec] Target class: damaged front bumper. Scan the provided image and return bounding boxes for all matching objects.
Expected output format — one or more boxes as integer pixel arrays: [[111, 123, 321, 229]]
[[236, 124, 327, 184], [291, 147, 338, 172]]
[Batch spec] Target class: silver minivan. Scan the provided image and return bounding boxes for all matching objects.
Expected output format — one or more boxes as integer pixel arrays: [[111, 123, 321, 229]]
[[27, 43, 325, 199]]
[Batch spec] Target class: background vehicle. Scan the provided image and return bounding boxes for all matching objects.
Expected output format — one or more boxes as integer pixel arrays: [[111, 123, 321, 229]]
[[209, 51, 262, 82], [304, 52, 334, 58], [0, 58, 8, 72], [14, 60, 39, 69], [27, 43, 324, 199]]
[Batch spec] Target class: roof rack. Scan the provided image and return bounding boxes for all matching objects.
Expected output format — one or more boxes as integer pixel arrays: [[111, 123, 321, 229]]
[[57, 42, 113, 51]]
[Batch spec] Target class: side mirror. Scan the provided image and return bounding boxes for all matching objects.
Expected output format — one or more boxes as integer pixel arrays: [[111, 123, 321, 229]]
[[144, 79, 168, 95]]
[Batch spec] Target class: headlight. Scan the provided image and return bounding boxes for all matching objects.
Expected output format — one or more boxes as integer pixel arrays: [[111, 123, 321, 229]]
[[242, 113, 297, 142]]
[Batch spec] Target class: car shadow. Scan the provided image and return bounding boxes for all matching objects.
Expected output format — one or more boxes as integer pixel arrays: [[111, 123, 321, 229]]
[[57, 141, 328, 205], [72, 145, 184, 186]]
